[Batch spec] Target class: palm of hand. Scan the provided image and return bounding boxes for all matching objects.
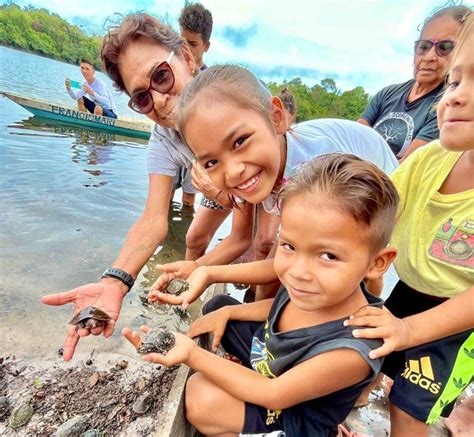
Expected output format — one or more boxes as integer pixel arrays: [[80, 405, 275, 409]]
[[72, 283, 123, 321]]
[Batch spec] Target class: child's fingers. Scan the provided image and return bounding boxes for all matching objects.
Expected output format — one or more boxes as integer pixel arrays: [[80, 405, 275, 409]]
[[151, 291, 184, 306], [122, 327, 142, 348], [212, 332, 223, 352], [351, 327, 385, 339], [139, 325, 151, 334], [344, 315, 381, 328], [368, 342, 395, 359], [141, 352, 168, 366]]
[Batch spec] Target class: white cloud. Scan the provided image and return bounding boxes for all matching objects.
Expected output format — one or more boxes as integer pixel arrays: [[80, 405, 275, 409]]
[[7, 0, 452, 93]]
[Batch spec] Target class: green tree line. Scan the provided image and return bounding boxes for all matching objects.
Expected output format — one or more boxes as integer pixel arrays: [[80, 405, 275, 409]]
[[269, 77, 369, 122], [0, 3, 369, 120], [0, 3, 102, 68]]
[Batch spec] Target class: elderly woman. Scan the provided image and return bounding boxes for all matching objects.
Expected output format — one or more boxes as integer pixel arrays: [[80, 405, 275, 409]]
[[41, 13, 255, 360], [358, 5, 471, 160]]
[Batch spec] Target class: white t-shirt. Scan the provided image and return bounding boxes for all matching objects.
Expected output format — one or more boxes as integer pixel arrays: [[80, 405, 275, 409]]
[[263, 118, 399, 213], [146, 125, 199, 194]]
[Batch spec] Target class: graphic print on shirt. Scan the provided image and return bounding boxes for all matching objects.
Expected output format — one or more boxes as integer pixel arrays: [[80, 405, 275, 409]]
[[250, 322, 282, 425], [373, 111, 414, 156], [429, 218, 474, 269]]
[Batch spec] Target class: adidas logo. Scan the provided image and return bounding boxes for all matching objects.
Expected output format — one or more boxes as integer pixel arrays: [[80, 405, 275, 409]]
[[401, 356, 442, 394]]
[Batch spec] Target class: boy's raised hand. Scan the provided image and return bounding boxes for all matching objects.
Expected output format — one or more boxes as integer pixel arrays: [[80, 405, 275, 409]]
[[122, 326, 196, 367], [344, 306, 411, 359], [148, 266, 213, 310], [187, 307, 231, 352]]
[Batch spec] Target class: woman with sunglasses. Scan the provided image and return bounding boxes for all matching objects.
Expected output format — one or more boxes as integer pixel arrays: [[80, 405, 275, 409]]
[[41, 13, 255, 361], [358, 4, 471, 161]]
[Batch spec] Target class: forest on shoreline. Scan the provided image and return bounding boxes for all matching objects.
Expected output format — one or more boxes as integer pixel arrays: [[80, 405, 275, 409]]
[[0, 3, 369, 121]]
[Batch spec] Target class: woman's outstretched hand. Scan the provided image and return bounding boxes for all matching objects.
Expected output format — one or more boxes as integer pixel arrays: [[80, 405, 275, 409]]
[[41, 281, 126, 360]]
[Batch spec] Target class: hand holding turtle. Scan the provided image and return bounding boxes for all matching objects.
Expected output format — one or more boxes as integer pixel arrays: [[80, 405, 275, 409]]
[[149, 266, 212, 309], [187, 307, 231, 351], [344, 305, 411, 359], [41, 280, 126, 360], [123, 326, 196, 367]]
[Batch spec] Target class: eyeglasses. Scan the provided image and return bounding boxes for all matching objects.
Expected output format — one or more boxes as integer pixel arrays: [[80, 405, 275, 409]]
[[128, 51, 175, 114], [414, 40, 455, 57]]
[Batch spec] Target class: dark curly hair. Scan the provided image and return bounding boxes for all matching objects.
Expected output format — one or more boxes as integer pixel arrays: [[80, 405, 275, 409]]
[[179, 3, 213, 42]]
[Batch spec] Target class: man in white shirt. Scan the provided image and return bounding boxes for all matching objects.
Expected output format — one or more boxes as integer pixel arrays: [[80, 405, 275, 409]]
[[65, 58, 117, 119]]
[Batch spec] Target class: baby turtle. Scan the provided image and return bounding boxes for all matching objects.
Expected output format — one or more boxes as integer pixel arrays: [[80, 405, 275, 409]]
[[56, 414, 90, 436], [69, 306, 111, 330], [164, 278, 189, 296], [9, 401, 33, 429], [137, 328, 176, 355], [0, 396, 9, 418]]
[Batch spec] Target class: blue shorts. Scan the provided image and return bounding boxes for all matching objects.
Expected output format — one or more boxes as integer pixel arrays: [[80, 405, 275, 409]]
[[383, 281, 474, 424], [82, 96, 117, 119]]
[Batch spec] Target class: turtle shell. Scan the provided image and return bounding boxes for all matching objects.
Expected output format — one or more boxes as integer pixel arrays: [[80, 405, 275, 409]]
[[137, 328, 176, 355], [9, 401, 33, 429], [165, 279, 189, 296], [69, 306, 111, 330]]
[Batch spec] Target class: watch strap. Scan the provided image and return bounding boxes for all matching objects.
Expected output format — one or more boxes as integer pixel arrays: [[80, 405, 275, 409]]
[[101, 268, 135, 291]]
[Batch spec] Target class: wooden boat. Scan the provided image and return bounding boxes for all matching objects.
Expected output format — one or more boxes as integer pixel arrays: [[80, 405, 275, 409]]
[[1, 91, 152, 140]]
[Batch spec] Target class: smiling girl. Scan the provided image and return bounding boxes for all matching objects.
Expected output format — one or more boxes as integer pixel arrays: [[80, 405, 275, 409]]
[[151, 65, 398, 302]]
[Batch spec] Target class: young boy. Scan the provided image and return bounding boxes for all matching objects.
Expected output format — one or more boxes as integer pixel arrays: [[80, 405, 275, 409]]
[[178, 2, 213, 71], [176, 3, 213, 206], [126, 154, 398, 436]]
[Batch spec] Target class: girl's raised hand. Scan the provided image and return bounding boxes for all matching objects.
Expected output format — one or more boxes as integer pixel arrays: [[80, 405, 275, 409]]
[[122, 326, 196, 367], [149, 266, 213, 310], [154, 261, 199, 281], [344, 306, 411, 359], [187, 307, 231, 352]]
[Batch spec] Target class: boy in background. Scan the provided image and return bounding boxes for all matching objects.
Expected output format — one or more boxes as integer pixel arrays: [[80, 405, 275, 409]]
[[175, 3, 213, 206], [179, 2, 213, 71]]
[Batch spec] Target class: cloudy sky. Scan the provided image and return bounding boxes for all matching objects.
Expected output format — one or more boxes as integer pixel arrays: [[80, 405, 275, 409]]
[[5, 0, 458, 93]]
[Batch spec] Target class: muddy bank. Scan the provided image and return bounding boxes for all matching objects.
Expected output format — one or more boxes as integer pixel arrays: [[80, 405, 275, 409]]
[[0, 354, 179, 436]]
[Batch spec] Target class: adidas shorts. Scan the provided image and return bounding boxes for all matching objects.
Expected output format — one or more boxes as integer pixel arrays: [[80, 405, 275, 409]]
[[382, 280, 474, 424]]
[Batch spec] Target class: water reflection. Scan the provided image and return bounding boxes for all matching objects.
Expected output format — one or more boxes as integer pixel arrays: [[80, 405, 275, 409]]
[[133, 201, 198, 332], [11, 115, 148, 147]]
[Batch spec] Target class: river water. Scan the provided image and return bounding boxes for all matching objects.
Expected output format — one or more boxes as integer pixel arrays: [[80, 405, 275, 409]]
[[0, 46, 233, 361]]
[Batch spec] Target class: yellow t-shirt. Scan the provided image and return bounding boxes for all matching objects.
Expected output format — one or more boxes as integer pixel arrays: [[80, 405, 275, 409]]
[[391, 140, 474, 298]]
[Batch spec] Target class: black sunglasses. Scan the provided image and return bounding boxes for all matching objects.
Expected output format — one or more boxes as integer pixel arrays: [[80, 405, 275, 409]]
[[414, 40, 456, 57], [128, 51, 175, 114]]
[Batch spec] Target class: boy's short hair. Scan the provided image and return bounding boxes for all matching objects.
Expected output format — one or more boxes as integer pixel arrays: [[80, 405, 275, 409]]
[[179, 3, 213, 42], [79, 58, 94, 67], [279, 153, 399, 253]]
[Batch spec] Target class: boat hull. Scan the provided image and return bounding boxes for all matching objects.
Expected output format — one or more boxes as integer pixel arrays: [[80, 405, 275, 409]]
[[2, 92, 152, 140]]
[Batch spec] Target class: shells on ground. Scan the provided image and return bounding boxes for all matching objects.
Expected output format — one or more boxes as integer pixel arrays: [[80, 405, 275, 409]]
[[9, 401, 34, 429], [132, 391, 151, 414], [56, 414, 90, 436], [0, 396, 9, 418], [80, 429, 103, 437]]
